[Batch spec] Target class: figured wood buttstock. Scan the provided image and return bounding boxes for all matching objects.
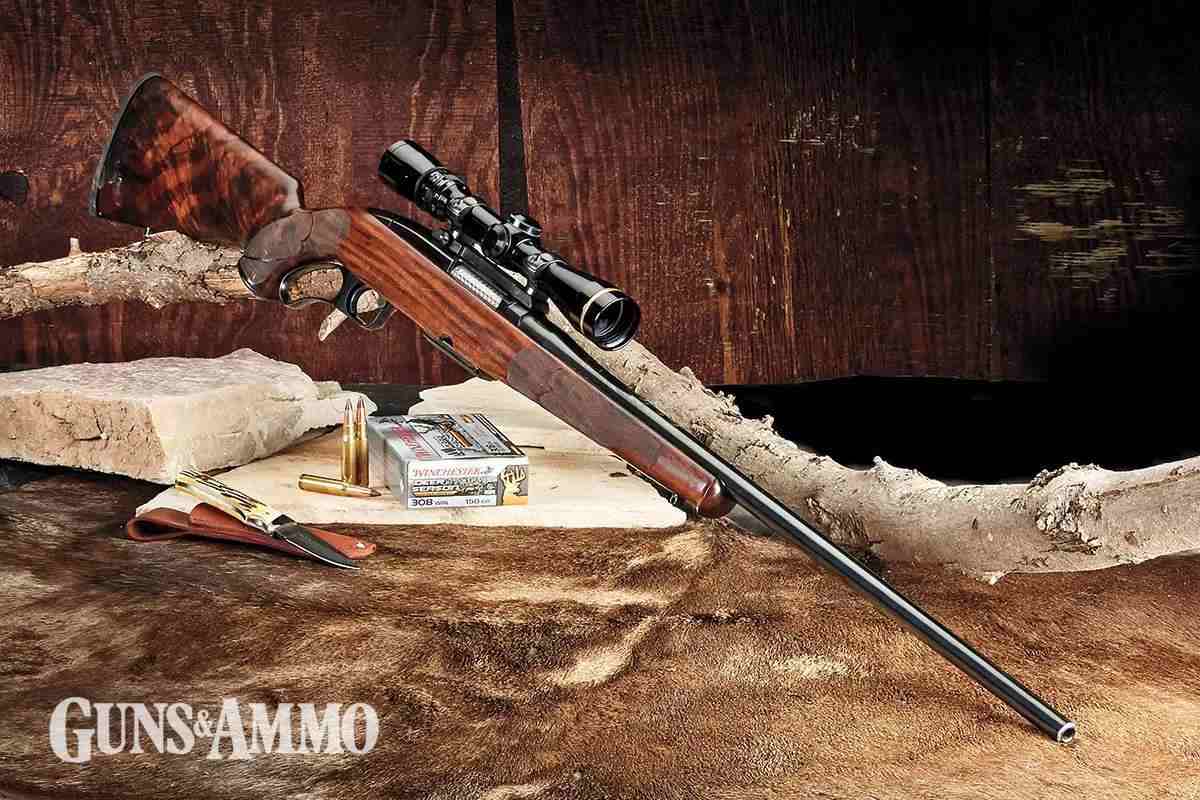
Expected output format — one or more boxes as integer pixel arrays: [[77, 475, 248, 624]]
[[91, 74, 301, 245]]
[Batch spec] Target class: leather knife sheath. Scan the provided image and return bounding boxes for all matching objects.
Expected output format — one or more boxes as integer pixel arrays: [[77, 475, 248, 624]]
[[126, 504, 376, 562]]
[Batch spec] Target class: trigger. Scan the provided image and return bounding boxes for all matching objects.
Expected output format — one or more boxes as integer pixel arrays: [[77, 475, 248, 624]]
[[318, 309, 350, 341]]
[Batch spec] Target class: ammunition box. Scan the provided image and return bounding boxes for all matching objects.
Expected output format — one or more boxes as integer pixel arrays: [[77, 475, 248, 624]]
[[366, 413, 529, 508]]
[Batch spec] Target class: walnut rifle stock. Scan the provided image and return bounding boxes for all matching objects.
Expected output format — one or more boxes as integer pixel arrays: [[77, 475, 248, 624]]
[[90, 74, 300, 244], [91, 74, 1076, 743]]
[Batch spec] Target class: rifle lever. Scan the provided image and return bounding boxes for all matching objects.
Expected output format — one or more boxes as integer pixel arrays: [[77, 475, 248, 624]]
[[277, 261, 396, 339]]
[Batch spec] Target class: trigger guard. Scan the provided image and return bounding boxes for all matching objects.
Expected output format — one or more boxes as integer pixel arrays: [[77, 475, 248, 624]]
[[334, 269, 395, 331]]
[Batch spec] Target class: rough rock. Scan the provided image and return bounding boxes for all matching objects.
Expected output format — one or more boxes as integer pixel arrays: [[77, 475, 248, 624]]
[[0, 349, 374, 483]]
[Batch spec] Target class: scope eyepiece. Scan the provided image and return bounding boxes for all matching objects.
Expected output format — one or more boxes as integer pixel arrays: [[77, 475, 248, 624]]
[[542, 263, 641, 350], [378, 140, 641, 350]]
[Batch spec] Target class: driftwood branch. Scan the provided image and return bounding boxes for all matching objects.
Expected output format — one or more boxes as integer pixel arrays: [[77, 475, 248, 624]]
[[556, 319, 1200, 580], [5, 235, 1199, 579], [0, 232, 247, 318]]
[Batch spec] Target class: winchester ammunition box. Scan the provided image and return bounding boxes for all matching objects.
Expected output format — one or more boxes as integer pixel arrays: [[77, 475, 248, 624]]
[[366, 414, 529, 508]]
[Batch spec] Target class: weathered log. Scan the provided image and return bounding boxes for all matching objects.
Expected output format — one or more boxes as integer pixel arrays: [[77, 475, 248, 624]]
[[0, 232, 246, 319], [555, 315, 1200, 580], [4, 235, 1199, 579]]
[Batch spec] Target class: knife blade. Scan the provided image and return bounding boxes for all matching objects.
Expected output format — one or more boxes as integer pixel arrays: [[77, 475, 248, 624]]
[[175, 469, 360, 570], [268, 518, 360, 570]]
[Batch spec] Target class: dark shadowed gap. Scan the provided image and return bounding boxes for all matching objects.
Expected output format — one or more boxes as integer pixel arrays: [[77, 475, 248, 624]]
[[722, 377, 1200, 484], [495, 0, 530, 214]]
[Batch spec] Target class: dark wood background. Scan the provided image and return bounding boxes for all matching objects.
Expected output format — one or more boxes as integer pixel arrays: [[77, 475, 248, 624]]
[[1, 0, 1196, 386]]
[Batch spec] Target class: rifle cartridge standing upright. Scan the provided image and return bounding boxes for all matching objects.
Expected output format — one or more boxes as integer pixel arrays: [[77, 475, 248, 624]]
[[91, 74, 1076, 743]]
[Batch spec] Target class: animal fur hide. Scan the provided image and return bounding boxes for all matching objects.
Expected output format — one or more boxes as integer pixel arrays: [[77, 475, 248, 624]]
[[0, 473, 1197, 799]]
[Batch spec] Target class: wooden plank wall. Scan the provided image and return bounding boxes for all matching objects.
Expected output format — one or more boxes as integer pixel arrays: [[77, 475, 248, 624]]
[[1, 0, 1196, 385], [988, 3, 1200, 383], [515, 1, 994, 383]]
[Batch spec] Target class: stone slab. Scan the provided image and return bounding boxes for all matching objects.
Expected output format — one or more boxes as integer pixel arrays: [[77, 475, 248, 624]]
[[0, 348, 374, 483]]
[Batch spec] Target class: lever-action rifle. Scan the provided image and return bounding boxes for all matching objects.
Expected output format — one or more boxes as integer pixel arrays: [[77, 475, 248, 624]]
[[91, 74, 1075, 743]]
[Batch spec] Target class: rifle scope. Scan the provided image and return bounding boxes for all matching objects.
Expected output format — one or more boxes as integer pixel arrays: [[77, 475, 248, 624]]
[[379, 140, 640, 350]]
